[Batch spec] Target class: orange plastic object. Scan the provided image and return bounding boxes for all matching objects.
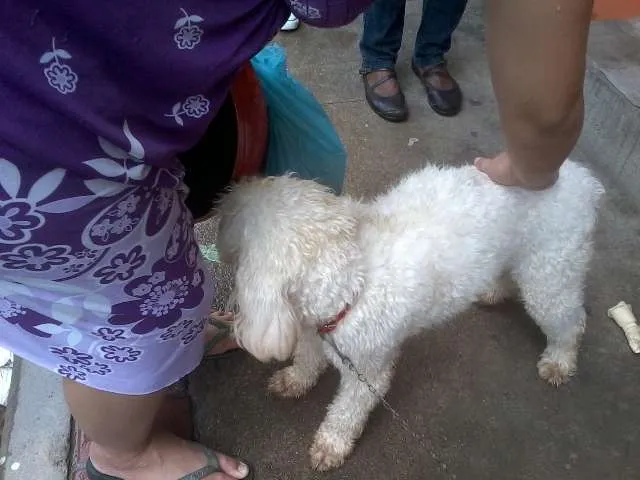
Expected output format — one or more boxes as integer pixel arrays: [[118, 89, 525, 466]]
[[592, 0, 640, 20], [229, 62, 269, 179]]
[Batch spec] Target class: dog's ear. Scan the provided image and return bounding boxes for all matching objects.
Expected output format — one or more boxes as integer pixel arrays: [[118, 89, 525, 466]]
[[233, 266, 299, 362]]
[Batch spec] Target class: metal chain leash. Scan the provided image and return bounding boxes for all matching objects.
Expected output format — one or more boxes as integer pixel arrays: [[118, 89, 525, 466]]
[[321, 333, 452, 475], [221, 295, 453, 474]]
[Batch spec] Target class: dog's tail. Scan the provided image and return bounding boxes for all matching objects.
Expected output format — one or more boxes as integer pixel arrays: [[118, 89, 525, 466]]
[[561, 160, 606, 209]]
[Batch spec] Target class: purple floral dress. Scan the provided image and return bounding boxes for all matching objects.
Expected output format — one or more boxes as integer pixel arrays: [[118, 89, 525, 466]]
[[0, 0, 370, 394]]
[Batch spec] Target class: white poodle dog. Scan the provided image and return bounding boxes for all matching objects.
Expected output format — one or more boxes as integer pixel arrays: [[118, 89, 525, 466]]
[[216, 160, 604, 471]]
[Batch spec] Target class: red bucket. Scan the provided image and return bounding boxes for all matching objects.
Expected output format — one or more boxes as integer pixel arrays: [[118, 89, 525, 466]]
[[230, 62, 269, 179]]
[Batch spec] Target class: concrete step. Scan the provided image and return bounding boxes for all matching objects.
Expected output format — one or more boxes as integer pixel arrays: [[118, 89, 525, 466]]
[[580, 19, 640, 207], [0, 360, 69, 480]]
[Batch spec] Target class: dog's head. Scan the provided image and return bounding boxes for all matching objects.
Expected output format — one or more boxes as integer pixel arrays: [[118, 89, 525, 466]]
[[216, 175, 363, 362]]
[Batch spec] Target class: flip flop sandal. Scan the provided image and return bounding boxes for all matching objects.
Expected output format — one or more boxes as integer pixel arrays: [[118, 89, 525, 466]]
[[203, 313, 244, 361], [71, 385, 198, 480], [86, 446, 254, 479]]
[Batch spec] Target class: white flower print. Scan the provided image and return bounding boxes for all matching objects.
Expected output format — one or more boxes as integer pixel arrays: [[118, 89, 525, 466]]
[[165, 210, 190, 260], [180, 318, 205, 345], [110, 215, 137, 235], [139, 276, 190, 317], [183, 95, 210, 117], [84, 120, 151, 185], [60, 249, 103, 277], [115, 195, 141, 217], [159, 318, 193, 341], [0, 296, 26, 321], [88, 215, 139, 243], [61, 262, 85, 275], [149, 271, 166, 285], [132, 283, 152, 297], [166, 95, 211, 126], [40, 37, 78, 94], [90, 219, 113, 240], [173, 9, 204, 50], [76, 249, 100, 260]]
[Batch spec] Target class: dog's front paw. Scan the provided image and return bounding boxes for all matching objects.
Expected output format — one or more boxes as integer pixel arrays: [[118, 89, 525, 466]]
[[268, 366, 312, 398], [537, 354, 576, 386], [309, 431, 352, 471]]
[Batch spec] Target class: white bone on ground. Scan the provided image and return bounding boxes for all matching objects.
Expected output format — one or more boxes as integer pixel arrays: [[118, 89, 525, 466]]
[[607, 301, 640, 354]]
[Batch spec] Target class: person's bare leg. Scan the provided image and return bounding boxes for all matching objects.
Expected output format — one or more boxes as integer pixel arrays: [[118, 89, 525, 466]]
[[64, 379, 249, 479]]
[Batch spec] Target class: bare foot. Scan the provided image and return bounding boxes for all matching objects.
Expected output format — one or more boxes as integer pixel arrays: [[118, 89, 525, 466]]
[[90, 432, 250, 480], [475, 153, 559, 190], [205, 311, 241, 357]]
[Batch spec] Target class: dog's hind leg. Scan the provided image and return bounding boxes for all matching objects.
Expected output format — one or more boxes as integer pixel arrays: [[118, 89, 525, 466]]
[[529, 300, 585, 387], [268, 328, 328, 398], [514, 247, 590, 386], [309, 356, 396, 471]]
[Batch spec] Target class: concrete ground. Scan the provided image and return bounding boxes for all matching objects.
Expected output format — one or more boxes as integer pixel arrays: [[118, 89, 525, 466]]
[[191, 2, 640, 480], [2, 2, 639, 480]]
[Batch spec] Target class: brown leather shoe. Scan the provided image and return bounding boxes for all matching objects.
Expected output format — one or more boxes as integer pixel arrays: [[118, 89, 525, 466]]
[[411, 61, 462, 117], [362, 69, 409, 122]]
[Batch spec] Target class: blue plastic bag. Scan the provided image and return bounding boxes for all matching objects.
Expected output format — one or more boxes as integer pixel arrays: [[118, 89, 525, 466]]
[[250, 44, 347, 194]]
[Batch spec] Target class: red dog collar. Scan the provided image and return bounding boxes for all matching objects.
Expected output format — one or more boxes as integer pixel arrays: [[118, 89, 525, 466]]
[[317, 304, 352, 334]]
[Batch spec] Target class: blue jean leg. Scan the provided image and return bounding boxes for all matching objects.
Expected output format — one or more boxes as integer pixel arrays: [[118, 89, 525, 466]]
[[359, 0, 407, 73], [413, 0, 469, 68]]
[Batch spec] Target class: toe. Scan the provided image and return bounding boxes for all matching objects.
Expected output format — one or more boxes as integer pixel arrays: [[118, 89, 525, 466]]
[[210, 310, 234, 322], [214, 452, 250, 479], [474, 156, 517, 186]]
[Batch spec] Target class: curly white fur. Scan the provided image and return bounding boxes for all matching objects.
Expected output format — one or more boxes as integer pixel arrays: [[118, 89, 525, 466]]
[[216, 161, 604, 471]]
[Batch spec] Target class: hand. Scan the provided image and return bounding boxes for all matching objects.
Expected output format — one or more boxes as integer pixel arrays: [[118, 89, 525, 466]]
[[474, 152, 559, 190]]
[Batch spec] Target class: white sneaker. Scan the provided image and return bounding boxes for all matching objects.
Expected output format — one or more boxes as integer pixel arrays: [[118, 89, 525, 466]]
[[281, 13, 300, 32]]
